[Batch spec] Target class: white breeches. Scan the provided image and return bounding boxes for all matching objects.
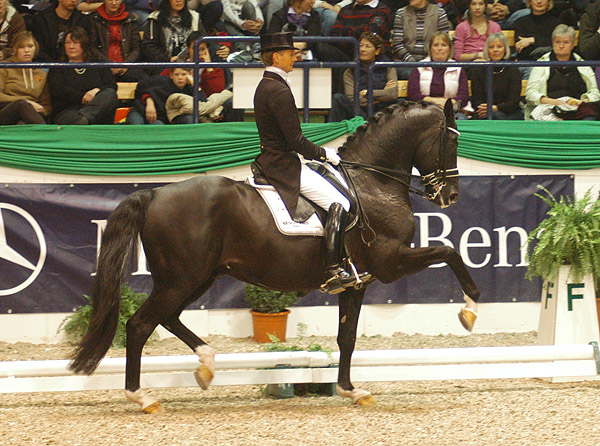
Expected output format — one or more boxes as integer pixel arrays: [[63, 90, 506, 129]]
[[299, 163, 350, 212]]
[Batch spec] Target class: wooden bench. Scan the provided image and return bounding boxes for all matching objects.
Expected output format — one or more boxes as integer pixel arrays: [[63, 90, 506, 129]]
[[117, 82, 137, 101], [115, 82, 138, 123]]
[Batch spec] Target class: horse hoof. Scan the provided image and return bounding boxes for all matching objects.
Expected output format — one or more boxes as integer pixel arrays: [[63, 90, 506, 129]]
[[458, 307, 477, 332], [142, 401, 163, 414], [355, 394, 376, 406], [194, 365, 214, 390]]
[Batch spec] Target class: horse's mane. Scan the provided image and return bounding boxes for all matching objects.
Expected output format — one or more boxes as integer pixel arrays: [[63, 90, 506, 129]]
[[339, 101, 444, 155]]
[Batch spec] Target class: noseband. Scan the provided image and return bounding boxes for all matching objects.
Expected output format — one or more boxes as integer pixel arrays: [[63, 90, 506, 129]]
[[418, 126, 460, 203]]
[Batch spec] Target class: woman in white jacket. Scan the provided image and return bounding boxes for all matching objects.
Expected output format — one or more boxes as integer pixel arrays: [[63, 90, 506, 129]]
[[525, 24, 600, 120]]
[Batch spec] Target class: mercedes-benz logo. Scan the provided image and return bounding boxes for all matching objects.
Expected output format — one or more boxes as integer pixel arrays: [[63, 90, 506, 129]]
[[0, 203, 47, 296]]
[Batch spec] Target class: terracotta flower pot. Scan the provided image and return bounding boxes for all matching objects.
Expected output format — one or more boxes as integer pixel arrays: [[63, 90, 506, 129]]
[[250, 309, 290, 343]]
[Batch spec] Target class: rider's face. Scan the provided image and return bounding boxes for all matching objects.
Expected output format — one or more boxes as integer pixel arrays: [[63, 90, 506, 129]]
[[273, 49, 295, 73]]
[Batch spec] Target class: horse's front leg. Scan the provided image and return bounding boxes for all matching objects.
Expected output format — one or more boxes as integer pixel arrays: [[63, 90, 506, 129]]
[[395, 245, 480, 331], [335, 287, 375, 406]]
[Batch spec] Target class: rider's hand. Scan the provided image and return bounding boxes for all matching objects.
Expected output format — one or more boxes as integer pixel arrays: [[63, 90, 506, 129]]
[[324, 147, 340, 165]]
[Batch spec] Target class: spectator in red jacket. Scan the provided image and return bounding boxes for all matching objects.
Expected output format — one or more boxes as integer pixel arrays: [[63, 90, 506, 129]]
[[89, 0, 148, 82]]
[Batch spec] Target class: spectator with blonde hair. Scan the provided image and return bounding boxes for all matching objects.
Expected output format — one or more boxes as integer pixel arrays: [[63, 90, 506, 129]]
[[0, 32, 52, 124], [470, 32, 523, 119], [513, 0, 560, 62], [407, 31, 469, 111], [0, 0, 26, 61]]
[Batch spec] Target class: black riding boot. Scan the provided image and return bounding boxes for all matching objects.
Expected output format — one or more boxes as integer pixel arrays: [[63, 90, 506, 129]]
[[320, 203, 371, 294]]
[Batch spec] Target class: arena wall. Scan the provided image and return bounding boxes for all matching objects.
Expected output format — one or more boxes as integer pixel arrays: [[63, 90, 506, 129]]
[[0, 134, 598, 343]]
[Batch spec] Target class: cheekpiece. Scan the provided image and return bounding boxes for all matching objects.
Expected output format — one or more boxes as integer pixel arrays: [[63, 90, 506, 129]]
[[260, 32, 295, 53]]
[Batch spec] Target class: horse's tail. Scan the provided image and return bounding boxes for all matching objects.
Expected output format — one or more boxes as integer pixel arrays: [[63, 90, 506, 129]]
[[70, 189, 155, 375]]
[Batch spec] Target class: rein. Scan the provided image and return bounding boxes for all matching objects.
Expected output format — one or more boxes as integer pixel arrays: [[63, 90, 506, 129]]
[[338, 122, 459, 246], [340, 126, 460, 201]]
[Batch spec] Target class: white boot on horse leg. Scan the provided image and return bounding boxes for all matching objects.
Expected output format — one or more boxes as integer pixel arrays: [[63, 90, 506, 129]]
[[458, 294, 478, 332], [125, 388, 163, 414], [336, 385, 376, 406], [194, 345, 215, 390]]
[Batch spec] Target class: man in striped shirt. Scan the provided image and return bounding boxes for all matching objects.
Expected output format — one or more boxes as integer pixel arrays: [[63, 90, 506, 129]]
[[392, 0, 451, 79]]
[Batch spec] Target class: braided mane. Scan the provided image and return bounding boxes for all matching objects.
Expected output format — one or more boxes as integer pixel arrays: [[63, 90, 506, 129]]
[[339, 101, 444, 160]]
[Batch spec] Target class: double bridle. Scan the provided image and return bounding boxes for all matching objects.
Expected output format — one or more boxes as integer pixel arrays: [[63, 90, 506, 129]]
[[340, 124, 460, 201], [338, 122, 460, 246]]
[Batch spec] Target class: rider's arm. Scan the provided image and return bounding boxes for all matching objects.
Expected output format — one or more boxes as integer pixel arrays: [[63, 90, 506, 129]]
[[271, 83, 327, 162]]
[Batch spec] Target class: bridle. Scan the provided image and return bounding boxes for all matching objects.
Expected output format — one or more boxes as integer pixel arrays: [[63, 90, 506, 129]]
[[340, 124, 460, 202], [417, 126, 460, 204], [338, 121, 460, 246]]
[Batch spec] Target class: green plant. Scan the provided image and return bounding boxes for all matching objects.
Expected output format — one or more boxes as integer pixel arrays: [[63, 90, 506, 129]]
[[262, 323, 333, 354], [526, 186, 600, 282], [244, 283, 297, 313], [58, 284, 157, 348]]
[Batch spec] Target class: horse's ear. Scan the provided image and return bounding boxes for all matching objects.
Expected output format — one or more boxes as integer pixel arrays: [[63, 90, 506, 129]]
[[443, 99, 456, 127]]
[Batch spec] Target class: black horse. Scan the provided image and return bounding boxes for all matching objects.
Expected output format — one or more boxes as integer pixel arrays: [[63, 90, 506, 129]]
[[71, 100, 480, 413]]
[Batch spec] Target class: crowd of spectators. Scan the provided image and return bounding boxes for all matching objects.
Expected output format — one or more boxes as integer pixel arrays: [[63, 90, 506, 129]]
[[1, 0, 600, 124]]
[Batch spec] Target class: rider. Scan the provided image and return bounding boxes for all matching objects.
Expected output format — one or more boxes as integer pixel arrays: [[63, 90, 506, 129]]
[[253, 32, 370, 294]]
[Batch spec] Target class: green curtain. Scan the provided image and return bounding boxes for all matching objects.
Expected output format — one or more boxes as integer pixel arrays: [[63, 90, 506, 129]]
[[457, 121, 600, 169], [0, 118, 363, 176], [1, 119, 599, 176]]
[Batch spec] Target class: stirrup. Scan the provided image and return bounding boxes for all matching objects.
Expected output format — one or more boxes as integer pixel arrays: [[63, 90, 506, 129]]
[[320, 270, 357, 294], [320, 267, 371, 295]]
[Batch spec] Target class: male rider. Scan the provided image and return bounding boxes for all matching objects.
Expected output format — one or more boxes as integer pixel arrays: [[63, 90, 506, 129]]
[[253, 32, 370, 294]]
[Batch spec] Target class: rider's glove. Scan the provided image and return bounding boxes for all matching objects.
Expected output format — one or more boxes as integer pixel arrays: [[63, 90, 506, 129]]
[[323, 147, 340, 166]]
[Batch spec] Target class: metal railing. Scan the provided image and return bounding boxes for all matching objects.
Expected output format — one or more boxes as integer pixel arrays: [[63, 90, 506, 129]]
[[3, 39, 597, 122], [0, 36, 360, 124], [368, 59, 600, 119]]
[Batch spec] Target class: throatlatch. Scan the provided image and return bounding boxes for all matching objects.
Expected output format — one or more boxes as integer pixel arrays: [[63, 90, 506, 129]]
[[320, 203, 371, 294]]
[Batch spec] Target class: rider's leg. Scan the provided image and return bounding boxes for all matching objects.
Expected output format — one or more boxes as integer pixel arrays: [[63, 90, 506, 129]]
[[322, 202, 361, 293], [298, 164, 370, 294]]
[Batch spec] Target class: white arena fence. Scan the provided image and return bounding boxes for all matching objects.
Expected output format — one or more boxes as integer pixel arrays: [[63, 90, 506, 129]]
[[1, 344, 599, 394]]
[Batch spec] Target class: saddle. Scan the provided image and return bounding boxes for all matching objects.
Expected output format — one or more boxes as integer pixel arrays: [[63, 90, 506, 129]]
[[248, 161, 358, 236]]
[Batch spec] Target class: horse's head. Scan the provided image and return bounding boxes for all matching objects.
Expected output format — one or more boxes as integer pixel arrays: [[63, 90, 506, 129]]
[[414, 100, 460, 209]]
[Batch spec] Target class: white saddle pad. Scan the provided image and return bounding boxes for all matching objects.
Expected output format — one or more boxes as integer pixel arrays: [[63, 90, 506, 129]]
[[246, 177, 324, 236]]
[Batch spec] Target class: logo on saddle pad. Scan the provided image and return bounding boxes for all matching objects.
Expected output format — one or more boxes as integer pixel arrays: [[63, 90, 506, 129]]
[[246, 178, 325, 236]]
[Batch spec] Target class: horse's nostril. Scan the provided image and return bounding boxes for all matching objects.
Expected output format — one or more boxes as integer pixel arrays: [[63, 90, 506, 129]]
[[449, 192, 459, 203]]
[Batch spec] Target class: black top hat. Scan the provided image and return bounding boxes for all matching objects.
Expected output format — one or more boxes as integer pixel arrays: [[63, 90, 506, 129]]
[[260, 32, 295, 53]]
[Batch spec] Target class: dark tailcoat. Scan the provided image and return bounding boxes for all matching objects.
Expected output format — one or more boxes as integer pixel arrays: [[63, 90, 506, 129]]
[[254, 70, 326, 217]]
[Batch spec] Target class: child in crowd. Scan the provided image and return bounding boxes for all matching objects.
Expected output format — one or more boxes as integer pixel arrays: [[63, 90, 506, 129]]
[[127, 66, 197, 124]]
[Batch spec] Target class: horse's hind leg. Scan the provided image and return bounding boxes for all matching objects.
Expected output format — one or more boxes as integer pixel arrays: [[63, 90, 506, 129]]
[[162, 315, 215, 390], [335, 288, 375, 406], [124, 284, 198, 414]]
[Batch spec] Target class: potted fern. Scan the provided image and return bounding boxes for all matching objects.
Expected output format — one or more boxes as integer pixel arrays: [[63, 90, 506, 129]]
[[245, 284, 297, 343], [526, 186, 600, 344]]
